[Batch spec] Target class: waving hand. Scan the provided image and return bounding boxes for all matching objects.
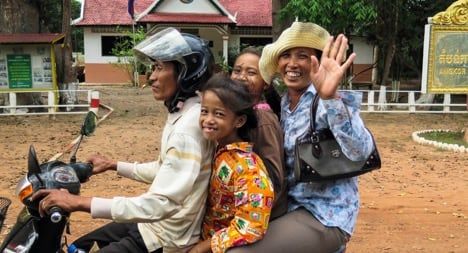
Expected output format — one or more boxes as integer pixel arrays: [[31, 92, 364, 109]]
[[310, 34, 355, 99]]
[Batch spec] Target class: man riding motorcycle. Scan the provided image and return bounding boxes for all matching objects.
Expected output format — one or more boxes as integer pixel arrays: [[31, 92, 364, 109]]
[[32, 28, 216, 253]]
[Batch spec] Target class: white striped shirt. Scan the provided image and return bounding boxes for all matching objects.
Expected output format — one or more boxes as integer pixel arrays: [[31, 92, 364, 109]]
[[91, 96, 215, 252]]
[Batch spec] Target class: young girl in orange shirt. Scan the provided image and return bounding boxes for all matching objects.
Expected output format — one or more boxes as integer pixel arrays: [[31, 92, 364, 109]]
[[189, 74, 274, 253]]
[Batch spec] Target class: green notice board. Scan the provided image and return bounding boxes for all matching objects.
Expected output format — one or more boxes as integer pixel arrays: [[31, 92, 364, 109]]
[[7, 54, 32, 88]]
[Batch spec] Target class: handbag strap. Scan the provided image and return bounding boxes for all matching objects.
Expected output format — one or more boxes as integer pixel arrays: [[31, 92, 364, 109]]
[[306, 94, 321, 146], [310, 94, 320, 131]]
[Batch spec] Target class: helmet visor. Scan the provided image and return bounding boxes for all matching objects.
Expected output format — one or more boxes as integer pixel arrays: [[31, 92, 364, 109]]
[[133, 28, 192, 65]]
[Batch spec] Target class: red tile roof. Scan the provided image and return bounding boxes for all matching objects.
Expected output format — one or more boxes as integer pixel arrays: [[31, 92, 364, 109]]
[[219, 0, 271, 27], [74, 0, 271, 27], [139, 12, 233, 24], [74, 0, 154, 26], [0, 33, 64, 44]]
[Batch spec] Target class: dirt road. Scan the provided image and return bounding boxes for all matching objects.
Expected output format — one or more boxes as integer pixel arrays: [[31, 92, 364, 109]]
[[0, 86, 466, 252]]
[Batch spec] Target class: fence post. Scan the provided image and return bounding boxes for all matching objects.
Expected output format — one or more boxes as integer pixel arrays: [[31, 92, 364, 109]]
[[48, 91, 56, 114], [408, 91, 416, 113], [368, 91, 375, 112], [9, 92, 16, 114], [377, 86, 387, 111], [89, 90, 100, 115], [443, 94, 451, 112]]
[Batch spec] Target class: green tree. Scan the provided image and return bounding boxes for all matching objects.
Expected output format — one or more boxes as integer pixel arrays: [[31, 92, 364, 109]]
[[0, 0, 83, 108], [111, 27, 148, 86], [278, 0, 376, 86], [391, 0, 454, 80], [279, 0, 377, 35], [370, 0, 454, 85], [278, 0, 455, 87], [36, 0, 83, 52], [19, 0, 81, 32], [71, 0, 84, 52]]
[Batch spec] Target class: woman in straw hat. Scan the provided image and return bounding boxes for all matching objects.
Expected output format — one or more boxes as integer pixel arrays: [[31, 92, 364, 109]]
[[227, 22, 374, 253]]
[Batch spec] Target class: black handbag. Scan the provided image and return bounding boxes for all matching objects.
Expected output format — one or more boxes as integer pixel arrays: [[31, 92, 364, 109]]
[[293, 95, 381, 182]]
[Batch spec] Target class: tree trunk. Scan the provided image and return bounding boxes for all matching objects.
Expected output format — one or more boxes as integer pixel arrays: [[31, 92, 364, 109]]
[[62, 0, 75, 85], [380, 40, 396, 86], [371, 45, 379, 85], [379, 0, 399, 87], [59, 0, 78, 109], [0, 0, 40, 33], [272, 0, 292, 41]]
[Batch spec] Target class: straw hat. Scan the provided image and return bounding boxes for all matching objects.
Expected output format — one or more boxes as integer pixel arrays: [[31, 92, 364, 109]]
[[259, 22, 330, 84]]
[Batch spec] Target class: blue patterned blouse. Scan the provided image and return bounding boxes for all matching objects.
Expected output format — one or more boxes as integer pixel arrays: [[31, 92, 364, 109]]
[[281, 84, 373, 235]]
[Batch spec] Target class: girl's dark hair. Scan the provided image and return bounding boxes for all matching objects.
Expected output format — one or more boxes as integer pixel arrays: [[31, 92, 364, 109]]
[[234, 46, 282, 119], [202, 73, 257, 141]]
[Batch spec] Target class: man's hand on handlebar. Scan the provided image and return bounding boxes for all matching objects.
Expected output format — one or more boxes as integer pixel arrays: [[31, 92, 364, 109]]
[[87, 154, 117, 175], [32, 189, 92, 217]]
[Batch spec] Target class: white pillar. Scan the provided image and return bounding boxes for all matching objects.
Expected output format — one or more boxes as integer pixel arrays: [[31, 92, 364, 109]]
[[377, 85, 387, 111], [421, 24, 431, 93], [408, 91, 416, 113], [368, 91, 375, 112], [222, 35, 229, 65], [48, 91, 56, 114], [9, 92, 16, 114], [443, 93, 451, 112]]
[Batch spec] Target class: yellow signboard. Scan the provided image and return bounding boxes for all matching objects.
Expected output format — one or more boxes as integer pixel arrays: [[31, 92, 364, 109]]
[[0, 44, 56, 91], [427, 25, 468, 93]]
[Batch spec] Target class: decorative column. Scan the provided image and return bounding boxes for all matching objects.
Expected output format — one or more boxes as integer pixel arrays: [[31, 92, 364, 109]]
[[222, 35, 229, 65]]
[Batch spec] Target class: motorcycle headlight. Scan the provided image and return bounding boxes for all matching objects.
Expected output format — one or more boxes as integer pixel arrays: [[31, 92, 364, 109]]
[[15, 176, 33, 202], [51, 166, 79, 183]]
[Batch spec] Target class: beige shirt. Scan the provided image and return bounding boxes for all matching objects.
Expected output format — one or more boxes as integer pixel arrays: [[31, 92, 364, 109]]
[[91, 96, 215, 252]]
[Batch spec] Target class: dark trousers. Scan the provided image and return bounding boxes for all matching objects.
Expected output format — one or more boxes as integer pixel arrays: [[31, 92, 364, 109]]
[[73, 222, 162, 253], [227, 208, 349, 253]]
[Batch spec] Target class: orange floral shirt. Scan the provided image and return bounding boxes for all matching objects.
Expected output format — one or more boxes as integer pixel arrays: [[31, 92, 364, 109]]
[[202, 142, 274, 253]]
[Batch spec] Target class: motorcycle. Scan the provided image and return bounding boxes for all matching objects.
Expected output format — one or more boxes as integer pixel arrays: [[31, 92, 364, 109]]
[[0, 197, 11, 234], [0, 111, 98, 253]]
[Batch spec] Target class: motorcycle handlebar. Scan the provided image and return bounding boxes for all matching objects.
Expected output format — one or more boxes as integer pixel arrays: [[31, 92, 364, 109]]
[[48, 206, 63, 223], [48, 162, 93, 223]]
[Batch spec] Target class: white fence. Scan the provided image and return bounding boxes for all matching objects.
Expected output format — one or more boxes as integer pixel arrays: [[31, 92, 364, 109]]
[[0, 89, 466, 115], [355, 89, 467, 113], [0, 90, 96, 116]]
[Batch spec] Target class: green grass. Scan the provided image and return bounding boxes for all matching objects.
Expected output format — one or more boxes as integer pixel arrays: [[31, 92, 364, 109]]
[[419, 131, 468, 148]]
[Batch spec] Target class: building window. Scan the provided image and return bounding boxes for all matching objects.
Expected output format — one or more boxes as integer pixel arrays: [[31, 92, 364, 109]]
[[239, 37, 272, 49], [101, 36, 131, 56]]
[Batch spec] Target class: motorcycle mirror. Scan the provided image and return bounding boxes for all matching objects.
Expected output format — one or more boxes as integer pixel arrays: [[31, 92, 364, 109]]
[[70, 111, 98, 163], [27, 145, 41, 176], [81, 111, 97, 136]]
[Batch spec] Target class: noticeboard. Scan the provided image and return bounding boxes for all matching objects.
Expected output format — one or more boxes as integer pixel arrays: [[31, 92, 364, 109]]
[[0, 44, 55, 91], [7, 54, 32, 88], [426, 25, 468, 93]]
